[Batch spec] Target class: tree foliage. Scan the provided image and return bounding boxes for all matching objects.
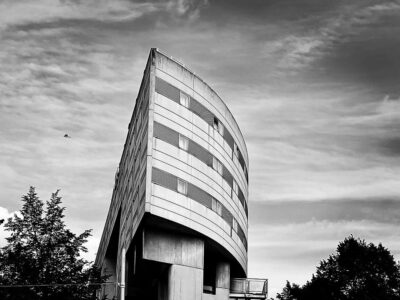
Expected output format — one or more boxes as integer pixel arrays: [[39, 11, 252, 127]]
[[277, 236, 400, 300], [0, 187, 108, 300]]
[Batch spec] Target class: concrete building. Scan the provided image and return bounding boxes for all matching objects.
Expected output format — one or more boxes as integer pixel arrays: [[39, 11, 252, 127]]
[[95, 48, 267, 300]]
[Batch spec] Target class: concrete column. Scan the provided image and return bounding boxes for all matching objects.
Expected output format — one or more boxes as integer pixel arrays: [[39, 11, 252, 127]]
[[215, 262, 230, 300], [103, 257, 117, 299], [168, 264, 203, 300]]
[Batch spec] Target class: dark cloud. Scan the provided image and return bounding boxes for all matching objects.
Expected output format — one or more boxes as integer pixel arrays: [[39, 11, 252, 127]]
[[317, 24, 400, 98], [378, 137, 400, 157], [202, 0, 347, 25]]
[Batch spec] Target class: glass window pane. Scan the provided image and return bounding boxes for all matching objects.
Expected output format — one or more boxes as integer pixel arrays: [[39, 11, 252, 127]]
[[212, 157, 218, 171], [232, 218, 238, 232], [212, 198, 217, 211], [217, 161, 223, 175], [234, 143, 239, 158], [233, 180, 238, 195], [218, 123, 224, 135], [216, 202, 222, 215], [179, 134, 189, 150], [177, 179, 187, 195], [180, 92, 190, 107], [212, 157, 223, 175], [213, 117, 219, 130]]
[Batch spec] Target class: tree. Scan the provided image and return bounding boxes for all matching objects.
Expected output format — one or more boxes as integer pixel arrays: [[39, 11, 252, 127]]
[[0, 187, 108, 300], [277, 236, 400, 300]]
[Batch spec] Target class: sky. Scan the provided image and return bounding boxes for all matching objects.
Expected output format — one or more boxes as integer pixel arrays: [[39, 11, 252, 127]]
[[1, 0, 400, 297]]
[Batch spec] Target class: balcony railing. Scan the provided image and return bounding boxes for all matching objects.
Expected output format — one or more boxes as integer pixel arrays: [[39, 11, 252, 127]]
[[230, 278, 268, 299]]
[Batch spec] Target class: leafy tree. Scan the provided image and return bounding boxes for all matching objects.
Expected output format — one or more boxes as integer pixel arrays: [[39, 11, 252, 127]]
[[277, 236, 400, 300], [0, 187, 108, 300]]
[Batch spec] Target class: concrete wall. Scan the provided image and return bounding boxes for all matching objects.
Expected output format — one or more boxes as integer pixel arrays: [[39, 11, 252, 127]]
[[168, 265, 203, 300], [143, 227, 204, 269]]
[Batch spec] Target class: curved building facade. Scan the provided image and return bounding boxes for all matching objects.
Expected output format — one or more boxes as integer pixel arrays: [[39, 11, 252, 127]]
[[96, 49, 261, 300]]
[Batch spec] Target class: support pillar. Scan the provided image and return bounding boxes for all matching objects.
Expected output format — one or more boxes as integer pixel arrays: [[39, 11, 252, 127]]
[[167, 264, 203, 300], [215, 262, 230, 300]]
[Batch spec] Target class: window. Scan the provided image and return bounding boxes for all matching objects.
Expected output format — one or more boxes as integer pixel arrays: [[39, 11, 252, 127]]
[[180, 91, 190, 108], [213, 117, 224, 135], [233, 143, 239, 158], [177, 179, 187, 195], [233, 180, 239, 195], [219, 123, 224, 135], [179, 134, 189, 151], [212, 157, 223, 175], [203, 251, 216, 294], [232, 218, 238, 232], [213, 117, 218, 130], [211, 198, 222, 216]]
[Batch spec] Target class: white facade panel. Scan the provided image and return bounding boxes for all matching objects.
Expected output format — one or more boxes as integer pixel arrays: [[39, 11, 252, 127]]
[[150, 192, 247, 268], [155, 99, 248, 193], [152, 151, 248, 233]]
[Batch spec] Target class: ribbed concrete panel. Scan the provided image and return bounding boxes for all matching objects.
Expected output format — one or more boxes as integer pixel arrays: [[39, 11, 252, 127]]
[[154, 55, 248, 165], [150, 187, 247, 268], [151, 159, 248, 241], [152, 150, 248, 230], [152, 136, 248, 227], [155, 71, 249, 176], [153, 96, 248, 197]]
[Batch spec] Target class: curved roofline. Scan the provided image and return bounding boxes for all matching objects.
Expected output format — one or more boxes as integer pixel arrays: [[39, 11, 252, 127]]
[[151, 48, 249, 161]]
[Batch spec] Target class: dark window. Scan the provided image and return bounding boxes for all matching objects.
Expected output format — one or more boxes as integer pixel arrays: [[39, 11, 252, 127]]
[[213, 117, 224, 135], [151, 168, 177, 191], [212, 157, 223, 175], [153, 122, 179, 147], [222, 166, 234, 188], [190, 97, 214, 125], [188, 141, 213, 166], [233, 180, 239, 195], [223, 128, 235, 148], [155, 77, 180, 103], [187, 183, 212, 208], [203, 252, 216, 294], [221, 206, 233, 225]]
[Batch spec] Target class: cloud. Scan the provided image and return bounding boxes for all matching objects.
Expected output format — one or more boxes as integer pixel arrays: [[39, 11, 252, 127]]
[[251, 198, 400, 225], [248, 220, 400, 297], [0, 0, 160, 28], [166, 0, 208, 20], [255, 1, 400, 74]]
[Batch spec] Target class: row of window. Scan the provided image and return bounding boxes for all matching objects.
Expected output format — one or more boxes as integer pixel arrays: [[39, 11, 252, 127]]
[[113, 74, 150, 227], [155, 77, 249, 183], [152, 167, 247, 250], [154, 121, 248, 216]]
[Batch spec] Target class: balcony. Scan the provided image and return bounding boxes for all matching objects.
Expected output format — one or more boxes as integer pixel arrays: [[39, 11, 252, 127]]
[[230, 278, 268, 299]]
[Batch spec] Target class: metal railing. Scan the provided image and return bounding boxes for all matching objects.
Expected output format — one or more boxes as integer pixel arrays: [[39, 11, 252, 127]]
[[230, 278, 268, 298]]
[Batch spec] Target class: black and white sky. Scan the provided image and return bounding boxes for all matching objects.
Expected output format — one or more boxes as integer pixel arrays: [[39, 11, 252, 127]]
[[1, 0, 400, 297]]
